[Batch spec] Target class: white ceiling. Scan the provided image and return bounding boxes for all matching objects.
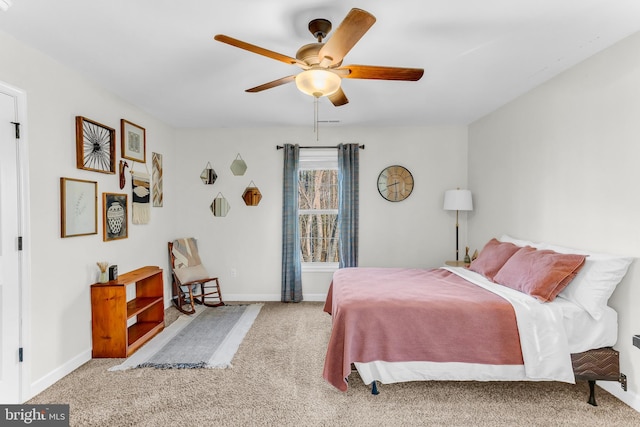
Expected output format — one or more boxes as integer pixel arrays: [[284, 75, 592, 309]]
[[1, 1, 640, 129]]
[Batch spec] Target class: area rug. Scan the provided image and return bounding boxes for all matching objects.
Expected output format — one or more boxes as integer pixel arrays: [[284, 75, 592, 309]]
[[109, 304, 262, 371]]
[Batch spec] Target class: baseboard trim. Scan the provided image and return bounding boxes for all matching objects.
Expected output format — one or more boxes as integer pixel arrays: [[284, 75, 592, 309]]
[[223, 293, 327, 302], [29, 348, 91, 400], [599, 380, 640, 412]]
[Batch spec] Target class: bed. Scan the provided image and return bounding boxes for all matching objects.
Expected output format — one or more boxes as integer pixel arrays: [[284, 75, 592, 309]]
[[322, 235, 632, 405]]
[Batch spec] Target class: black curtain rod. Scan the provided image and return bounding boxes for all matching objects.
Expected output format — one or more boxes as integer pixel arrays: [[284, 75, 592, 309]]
[[276, 144, 365, 150]]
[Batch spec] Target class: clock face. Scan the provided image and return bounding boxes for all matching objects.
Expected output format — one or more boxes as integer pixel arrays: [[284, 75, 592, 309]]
[[377, 165, 414, 202]]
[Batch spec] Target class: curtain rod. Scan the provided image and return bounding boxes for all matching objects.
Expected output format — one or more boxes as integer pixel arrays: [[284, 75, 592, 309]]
[[276, 144, 365, 150]]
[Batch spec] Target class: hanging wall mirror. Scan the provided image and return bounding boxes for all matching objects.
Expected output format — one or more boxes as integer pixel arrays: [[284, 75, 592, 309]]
[[242, 181, 262, 206], [201, 162, 217, 185], [230, 153, 247, 176], [210, 192, 230, 217]]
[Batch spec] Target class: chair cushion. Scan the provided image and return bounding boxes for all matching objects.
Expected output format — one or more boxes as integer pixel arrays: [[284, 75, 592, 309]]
[[174, 264, 210, 284]]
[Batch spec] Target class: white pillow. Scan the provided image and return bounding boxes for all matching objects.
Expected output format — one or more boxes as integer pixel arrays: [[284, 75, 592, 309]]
[[541, 243, 632, 320], [174, 264, 210, 284], [499, 234, 544, 249]]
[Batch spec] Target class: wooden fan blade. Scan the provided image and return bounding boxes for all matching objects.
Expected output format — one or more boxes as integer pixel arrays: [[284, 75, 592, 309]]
[[318, 8, 376, 66], [338, 64, 424, 81], [246, 75, 296, 93], [328, 87, 349, 106], [214, 34, 307, 68]]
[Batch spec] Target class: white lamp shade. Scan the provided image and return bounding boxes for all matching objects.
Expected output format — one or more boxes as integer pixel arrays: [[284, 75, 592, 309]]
[[295, 69, 341, 98], [443, 189, 473, 211]]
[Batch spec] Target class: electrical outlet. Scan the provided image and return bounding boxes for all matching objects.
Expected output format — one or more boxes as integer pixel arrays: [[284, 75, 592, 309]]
[[230, 268, 237, 278], [634, 335, 640, 349]]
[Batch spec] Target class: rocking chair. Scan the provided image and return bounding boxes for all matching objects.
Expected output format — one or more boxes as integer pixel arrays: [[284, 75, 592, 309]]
[[168, 238, 224, 314]]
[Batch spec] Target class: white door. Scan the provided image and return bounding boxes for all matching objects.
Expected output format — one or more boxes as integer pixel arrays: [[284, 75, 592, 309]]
[[0, 89, 22, 403]]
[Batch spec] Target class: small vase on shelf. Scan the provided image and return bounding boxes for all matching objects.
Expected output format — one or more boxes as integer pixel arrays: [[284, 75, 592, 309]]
[[463, 247, 471, 264], [97, 261, 109, 283]]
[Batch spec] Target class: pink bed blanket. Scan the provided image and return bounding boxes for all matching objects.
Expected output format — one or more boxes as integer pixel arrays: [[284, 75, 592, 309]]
[[322, 267, 524, 391]]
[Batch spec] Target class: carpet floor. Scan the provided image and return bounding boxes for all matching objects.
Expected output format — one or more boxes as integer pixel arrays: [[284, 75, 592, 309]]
[[28, 302, 640, 426]]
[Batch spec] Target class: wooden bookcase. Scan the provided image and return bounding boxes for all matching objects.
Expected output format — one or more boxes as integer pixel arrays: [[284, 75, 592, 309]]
[[91, 266, 165, 358]]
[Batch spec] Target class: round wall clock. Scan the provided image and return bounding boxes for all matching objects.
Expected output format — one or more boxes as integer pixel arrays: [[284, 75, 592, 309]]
[[377, 165, 414, 202]]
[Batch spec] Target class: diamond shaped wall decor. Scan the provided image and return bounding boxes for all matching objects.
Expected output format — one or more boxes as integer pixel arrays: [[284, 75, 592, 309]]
[[242, 181, 262, 206], [201, 161, 217, 185], [210, 192, 230, 217], [230, 153, 247, 176]]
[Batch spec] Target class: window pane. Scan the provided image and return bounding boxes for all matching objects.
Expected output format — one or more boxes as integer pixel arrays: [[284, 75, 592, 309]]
[[298, 169, 339, 263], [299, 213, 339, 262], [298, 169, 338, 210]]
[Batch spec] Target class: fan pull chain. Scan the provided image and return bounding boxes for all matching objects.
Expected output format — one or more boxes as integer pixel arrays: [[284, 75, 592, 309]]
[[314, 96, 320, 141]]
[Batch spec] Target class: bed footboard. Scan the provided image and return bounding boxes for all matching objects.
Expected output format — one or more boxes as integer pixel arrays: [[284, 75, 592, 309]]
[[571, 347, 621, 406]]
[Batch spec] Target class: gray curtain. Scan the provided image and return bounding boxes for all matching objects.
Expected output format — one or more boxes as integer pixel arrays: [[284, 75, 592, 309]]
[[281, 144, 302, 302], [338, 143, 359, 268]]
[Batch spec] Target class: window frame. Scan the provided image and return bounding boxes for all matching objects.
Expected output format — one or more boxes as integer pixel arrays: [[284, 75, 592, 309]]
[[298, 149, 339, 272]]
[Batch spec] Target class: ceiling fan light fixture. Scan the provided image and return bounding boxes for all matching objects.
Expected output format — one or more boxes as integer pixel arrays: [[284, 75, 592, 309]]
[[295, 69, 341, 98]]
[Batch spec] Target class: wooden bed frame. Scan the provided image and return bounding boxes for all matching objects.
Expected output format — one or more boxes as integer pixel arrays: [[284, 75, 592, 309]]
[[570, 347, 623, 406]]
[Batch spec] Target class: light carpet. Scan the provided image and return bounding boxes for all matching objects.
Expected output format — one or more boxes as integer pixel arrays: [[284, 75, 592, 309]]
[[109, 303, 262, 371], [28, 302, 640, 426]]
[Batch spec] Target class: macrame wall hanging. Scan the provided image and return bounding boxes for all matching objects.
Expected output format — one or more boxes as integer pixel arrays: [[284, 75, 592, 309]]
[[131, 164, 151, 224]]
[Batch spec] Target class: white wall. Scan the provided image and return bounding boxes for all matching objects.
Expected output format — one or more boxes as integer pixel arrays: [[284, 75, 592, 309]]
[[468, 31, 640, 407], [0, 29, 469, 399], [0, 30, 178, 394], [174, 126, 468, 301]]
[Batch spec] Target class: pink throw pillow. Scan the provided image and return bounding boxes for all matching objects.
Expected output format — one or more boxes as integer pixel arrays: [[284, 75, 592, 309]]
[[493, 246, 586, 302], [469, 238, 521, 281]]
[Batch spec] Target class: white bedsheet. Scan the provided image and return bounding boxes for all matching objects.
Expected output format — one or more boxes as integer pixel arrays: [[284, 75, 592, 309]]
[[356, 266, 615, 386]]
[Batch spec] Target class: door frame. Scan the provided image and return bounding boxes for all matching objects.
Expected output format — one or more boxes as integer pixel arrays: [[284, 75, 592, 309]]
[[0, 80, 31, 403]]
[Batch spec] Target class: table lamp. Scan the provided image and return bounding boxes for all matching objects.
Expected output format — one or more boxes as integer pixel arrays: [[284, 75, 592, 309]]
[[443, 189, 473, 261]]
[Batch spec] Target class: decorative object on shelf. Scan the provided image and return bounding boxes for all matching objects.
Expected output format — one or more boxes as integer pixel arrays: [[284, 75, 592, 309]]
[[119, 160, 129, 189], [121, 119, 146, 163], [200, 162, 217, 185], [75, 116, 116, 174], [464, 246, 471, 264], [443, 188, 473, 261], [242, 181, 262, 206], [377, 165, 414, 202], [131, 168, 151, 224], [97, 261, 109, 283], [230, 153, 247, 176], [152, 152, 163, 207], [108, 265, 118, 281], [103, 192, 128, 241], [210, 192, 230, 217], [60, 177, 98, 238], [472, 249, 478, 261]]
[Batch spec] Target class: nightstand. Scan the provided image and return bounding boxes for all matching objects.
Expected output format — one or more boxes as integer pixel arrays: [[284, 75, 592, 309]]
[[445, 260, 470, 267]]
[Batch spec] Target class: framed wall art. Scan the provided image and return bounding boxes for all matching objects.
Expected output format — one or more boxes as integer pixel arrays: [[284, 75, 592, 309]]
[[60, 177, 98, 238], [75, 116, 116, 174], [103, 193, 128, 241], [121, 119, 146, 163], [152, 152, 163, 207]]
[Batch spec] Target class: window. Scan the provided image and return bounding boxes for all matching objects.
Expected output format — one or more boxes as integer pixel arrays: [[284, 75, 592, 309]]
[[298, 150, 339, 268]]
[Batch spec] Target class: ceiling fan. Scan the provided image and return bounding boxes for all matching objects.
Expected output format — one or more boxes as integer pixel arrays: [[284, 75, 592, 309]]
[[214, 8, 424, 107]]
